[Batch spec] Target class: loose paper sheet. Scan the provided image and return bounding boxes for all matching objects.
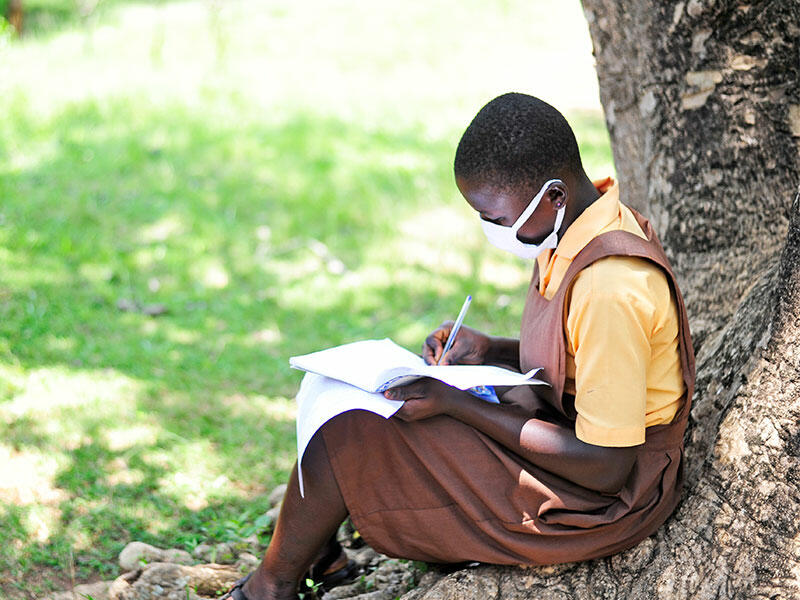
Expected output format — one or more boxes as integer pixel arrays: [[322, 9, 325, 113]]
[[295, 372, 403, 496]]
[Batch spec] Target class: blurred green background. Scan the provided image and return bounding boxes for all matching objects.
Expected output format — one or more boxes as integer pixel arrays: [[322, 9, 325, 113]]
[[0, 0, 612, 595]]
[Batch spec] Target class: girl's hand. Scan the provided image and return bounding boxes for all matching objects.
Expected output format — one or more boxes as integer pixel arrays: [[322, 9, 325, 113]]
[[422, 321, 491, 365], [384, 378, 467, 421]]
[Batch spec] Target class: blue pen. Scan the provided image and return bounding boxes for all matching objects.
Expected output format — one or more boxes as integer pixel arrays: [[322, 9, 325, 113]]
[[438, 295, 472, 365]]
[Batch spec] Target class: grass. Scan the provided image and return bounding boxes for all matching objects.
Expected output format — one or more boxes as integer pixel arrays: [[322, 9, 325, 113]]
[[0, 0, 612, 596]]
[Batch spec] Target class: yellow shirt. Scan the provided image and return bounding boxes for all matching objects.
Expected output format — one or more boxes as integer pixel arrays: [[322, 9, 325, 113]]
[[536, 178, 685, 447]]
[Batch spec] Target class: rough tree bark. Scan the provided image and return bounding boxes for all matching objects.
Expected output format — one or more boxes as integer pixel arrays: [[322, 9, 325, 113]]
[[398, 1, 800, 598]]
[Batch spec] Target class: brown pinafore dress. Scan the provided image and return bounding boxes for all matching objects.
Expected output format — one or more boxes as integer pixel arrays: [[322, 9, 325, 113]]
[[321, 209, 695, 566]]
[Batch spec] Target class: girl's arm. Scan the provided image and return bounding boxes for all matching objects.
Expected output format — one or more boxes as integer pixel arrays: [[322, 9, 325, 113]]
[[386, 380, 638, 494]]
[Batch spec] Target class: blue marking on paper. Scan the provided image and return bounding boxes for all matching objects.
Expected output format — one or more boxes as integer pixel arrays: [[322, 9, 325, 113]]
[[468, 385, 500, 404]]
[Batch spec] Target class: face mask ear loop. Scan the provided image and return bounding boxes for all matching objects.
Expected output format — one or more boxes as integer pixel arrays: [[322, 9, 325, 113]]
[[511, 179, 563, 232], [553, 204, 566, 234]]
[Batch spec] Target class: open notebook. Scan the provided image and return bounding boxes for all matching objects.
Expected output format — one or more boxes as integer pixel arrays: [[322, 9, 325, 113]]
[[290, 338, 546, 495], [290, 338, 543, 392]]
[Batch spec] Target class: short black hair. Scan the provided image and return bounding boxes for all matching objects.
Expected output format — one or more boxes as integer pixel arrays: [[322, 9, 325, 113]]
[[454, 93, 583, 194]]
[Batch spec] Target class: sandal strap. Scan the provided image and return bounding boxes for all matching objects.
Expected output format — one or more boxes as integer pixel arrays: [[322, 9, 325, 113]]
[[308, 540, 345, 580], [220, 572, 253, 600], [319, 559, 358, 591]]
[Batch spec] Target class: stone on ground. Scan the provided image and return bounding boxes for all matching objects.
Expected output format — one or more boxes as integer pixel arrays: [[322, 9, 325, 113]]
[[118, 541, 192, 571], [108, 563, 240, 600]]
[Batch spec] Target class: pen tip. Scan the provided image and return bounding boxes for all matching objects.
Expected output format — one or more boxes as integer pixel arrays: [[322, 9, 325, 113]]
[[467, 295, 472, 301]]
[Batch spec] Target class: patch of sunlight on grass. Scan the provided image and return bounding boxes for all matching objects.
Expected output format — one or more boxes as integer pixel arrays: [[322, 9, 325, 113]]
[[44, 335, 77, 353], [0, 367, 142, 417], [106, 458, 145, 487], [4, 137, 60, 173], [373, 193, 540, 297], [392, 204, 480, 278], [338, 266, 393, 292], [131, 245, 168, 270], [569, 110, 617, 178], [78, 262, 115, 285], [152, 439, 233, 510], [0, 444, 67, 506], [1, 255, 73, 288], [479, 258, 531, 289], [247, 326, 283, 347], [161, 326, 202, 346], [393, 322, 432, 351], [192, 257, 230, 290], [26, 504, 62, 544], [270, 253, 328, 287], [138, 213, 188, 244], [0, 1, 604, 136], [220, 394, 296, 423], [102, 424, 159, 452]]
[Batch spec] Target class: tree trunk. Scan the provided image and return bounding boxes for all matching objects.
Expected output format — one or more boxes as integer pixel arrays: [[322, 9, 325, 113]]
[[398, 1, 800, 598], [6, 0, 22, 35]]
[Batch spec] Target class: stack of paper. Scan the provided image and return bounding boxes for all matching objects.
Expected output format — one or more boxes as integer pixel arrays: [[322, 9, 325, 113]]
[[290, 338, 546, 495]]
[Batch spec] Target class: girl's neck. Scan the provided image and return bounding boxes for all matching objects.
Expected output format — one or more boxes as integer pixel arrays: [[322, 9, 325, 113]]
[[558, 173, 602, 237]]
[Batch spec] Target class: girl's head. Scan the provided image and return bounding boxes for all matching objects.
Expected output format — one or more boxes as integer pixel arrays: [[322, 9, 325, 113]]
[[454, 92, 583, 196], [454, 93, 586, 246]]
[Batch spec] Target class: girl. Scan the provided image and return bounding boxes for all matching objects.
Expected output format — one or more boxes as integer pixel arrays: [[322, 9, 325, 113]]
[[223, 93, 694, 600]]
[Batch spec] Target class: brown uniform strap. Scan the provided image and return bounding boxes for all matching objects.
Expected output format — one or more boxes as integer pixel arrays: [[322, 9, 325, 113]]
[[557, 216, 695, 426]]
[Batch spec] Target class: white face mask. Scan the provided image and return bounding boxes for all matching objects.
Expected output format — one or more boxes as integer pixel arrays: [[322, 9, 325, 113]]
[[480, 178, 565, 260]]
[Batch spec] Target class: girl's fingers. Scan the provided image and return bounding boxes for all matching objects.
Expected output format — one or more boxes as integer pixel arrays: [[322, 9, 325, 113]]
[[384, 380, 426, 401]]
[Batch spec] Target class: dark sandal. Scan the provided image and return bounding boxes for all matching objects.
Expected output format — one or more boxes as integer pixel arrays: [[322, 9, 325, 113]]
[[302, 549, 360, 594], [313, 558, 359, 591], [220, 573, 253, 600]]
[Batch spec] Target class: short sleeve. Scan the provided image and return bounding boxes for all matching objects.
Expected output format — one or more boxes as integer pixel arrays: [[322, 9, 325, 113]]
[[566, 257, 658, 447]]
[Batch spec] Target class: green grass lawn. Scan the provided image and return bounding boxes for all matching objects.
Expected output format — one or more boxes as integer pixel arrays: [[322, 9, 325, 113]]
[[0, 0, 612, 595]]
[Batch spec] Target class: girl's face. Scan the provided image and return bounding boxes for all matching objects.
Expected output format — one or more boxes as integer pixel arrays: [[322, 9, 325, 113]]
[[455, 175, 566, 245]]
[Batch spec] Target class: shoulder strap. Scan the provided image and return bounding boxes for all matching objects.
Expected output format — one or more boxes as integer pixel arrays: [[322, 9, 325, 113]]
[[555, 213, 695, 425]]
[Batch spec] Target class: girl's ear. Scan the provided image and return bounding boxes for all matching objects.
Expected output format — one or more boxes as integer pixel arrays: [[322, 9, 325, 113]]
[[548, 183, 567, 209]]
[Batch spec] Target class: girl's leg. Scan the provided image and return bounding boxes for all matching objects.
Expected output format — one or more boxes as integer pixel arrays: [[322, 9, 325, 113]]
[[243, 432, 348, 600]]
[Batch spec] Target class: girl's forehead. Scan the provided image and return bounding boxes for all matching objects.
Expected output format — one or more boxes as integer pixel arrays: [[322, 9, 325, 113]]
[[456, 177, 527, 212]]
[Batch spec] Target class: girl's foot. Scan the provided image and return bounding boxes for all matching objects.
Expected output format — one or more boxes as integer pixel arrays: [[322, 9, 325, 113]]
[[240, 572, 299, 600], [228, 548, 354, 600]]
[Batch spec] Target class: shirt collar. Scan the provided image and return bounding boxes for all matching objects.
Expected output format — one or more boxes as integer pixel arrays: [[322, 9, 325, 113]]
[[550, 177, 620, 261]]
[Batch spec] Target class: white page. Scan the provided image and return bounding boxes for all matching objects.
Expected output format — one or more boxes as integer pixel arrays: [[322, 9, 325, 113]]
[[295, 372, 404, 497], [414, 363, 545, 390], [291, 338, 547, 392], [290, 338, 425, 392]]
